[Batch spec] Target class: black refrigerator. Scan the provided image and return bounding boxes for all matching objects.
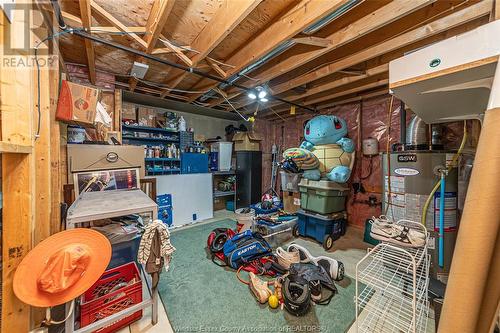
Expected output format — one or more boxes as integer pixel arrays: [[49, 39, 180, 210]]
[[236, 151, 262, 209]]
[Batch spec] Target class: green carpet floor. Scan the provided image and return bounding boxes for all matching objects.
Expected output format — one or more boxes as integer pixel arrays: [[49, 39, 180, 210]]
[[158, 219, 357, 333]]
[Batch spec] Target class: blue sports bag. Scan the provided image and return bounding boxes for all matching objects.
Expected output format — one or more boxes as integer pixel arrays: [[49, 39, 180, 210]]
[[222, 230, 272, 269]]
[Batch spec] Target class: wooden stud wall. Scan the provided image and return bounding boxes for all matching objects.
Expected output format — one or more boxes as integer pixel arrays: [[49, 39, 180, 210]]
[[1, 2, 61, 331]]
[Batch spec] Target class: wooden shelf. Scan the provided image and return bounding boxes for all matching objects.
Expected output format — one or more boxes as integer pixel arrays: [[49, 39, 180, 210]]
[[0, 141, 33, 154]]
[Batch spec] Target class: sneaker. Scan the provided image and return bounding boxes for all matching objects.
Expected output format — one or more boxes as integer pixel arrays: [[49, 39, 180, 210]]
[[276, 247, 300, 269], [249, 272, 272, 304], [287, 244, 315, 263], [370, 219, 426, 248], [314, 256, 344, 281], [309, 280, 322, 302]]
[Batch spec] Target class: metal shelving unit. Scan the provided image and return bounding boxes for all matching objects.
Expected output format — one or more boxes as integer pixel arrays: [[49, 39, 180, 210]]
[[121, 124, 181, 175], [355, 219, 430, 333], [212, 170, 236, 211]]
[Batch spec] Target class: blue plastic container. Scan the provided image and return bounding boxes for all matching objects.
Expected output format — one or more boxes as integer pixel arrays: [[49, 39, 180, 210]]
[[226, 200, 235, 212], [296, 210, 346, 249], [250, 202, 283, 215], [108, 235, 141, 269]]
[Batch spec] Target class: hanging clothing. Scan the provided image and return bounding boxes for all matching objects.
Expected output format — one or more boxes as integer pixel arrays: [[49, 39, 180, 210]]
[[138, 220, 176, 287]]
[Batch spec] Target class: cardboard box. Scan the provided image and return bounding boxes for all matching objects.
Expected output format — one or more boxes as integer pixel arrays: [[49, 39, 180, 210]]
[[122, 103, 137, 121], [137, 106, 156, 127], [56, 80, 98, 126], [232, 131, 263, 151], [214, 198, 226, 211], [283, 191, 301, 214]]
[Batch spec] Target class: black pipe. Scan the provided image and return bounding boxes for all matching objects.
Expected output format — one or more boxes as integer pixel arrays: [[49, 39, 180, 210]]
[[49, 0, 316, 114], [50, 0, 66, 29], [400, 101, 406, 145]]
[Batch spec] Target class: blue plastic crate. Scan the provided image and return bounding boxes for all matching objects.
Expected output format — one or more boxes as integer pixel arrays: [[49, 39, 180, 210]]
[[157, 194, 172, 207], [108, 235, 141, 269], [296, 210, 346, 246]]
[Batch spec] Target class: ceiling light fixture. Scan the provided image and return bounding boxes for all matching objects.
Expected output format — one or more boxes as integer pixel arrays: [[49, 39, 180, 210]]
[[248, 86, 269, 102]]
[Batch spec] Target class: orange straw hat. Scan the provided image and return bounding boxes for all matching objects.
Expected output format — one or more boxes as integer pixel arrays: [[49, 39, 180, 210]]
[[13, 229, 111, 307]]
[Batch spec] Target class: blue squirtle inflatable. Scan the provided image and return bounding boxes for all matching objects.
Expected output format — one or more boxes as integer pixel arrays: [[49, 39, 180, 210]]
[[300, 115, 354, 183]]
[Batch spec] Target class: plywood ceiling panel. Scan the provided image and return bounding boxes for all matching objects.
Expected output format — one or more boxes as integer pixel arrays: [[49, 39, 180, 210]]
[[209, 0, 293, 60]]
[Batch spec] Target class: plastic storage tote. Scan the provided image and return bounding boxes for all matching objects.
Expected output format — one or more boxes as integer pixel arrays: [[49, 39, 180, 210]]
[[210, 142, 233, 171], [252, 217, 298, 248], [298, 179, 348, 214], [280, 171, 302, 192], [81, 262, 143, 333], [296, 210, 347, 250], [108, 235, 141, 269]]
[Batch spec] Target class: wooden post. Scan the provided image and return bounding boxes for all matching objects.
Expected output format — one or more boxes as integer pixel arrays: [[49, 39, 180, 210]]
[[1, 7, 34, 333], [114, 89, 123, 142]]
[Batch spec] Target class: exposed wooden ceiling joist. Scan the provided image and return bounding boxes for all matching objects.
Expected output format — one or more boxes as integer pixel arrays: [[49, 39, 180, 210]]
[[78, 0, 96, 84], [186, 0, 357, 102], [208, 0, 434, 107], [158, 0, 263, 97], [129, 0, 175, 92], [90, 0, 147, 48], [270, 0, 492, 99]]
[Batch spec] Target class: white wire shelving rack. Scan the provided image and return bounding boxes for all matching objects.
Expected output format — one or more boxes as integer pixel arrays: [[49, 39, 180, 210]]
[[355, 219, 430, 333]]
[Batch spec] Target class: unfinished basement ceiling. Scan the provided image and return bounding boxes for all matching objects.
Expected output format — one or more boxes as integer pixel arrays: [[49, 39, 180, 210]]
[[50, 0, 494, 119]]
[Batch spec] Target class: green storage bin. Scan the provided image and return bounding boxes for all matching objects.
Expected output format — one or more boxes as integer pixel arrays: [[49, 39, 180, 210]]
[[298, 179, 348, 214]]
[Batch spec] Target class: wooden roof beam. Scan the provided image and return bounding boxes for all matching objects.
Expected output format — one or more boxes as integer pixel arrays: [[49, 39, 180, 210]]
[[207, 0, 435, 107], [158, 0, 262, 96], [263, 88, 389, 120], [144, 0, 176, 53], [186, 0, 356, 102], [90, 0, 147, 49], [129, 0, 175, 91], [43, 7, 147, 33], [79, 0, 96, 84], [292, 36, 333, 48], [219, 63, 389, 109], [270, 0, 493, 97]]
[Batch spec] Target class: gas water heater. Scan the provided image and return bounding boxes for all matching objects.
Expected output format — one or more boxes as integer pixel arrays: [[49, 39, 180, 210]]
[[382, 151, 458, 283]]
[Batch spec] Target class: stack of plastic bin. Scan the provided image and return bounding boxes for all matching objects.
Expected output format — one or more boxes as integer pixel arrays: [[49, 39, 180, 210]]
[[280, 171, 302, 213], [295, 179, 348, 250]]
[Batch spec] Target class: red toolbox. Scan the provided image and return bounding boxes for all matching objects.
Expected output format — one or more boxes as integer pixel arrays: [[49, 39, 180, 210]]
[[80, 262, 143, 333]]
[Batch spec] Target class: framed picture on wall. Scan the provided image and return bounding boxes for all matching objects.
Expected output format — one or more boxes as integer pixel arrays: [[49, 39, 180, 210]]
[[73, 168, 140, 195]]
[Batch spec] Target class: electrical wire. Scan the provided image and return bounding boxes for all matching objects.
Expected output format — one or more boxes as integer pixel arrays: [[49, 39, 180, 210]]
[[421, 120, 467, 226], [266, 105, 287, 122], [216, 90, 251, 122], [33, 28, 76, 140], [359, 155, 373, 180]]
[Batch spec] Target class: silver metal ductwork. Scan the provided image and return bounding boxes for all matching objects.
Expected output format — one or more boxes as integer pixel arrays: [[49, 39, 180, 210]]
[[406, 115, 429, 149]]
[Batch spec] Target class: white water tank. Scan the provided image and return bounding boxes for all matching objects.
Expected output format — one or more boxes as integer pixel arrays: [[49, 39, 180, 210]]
[[362, 138, 378, 156]]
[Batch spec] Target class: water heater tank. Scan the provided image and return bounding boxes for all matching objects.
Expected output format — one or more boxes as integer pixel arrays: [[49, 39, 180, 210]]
[[362, 137, 378, 156], [382, 151, 458, 283]]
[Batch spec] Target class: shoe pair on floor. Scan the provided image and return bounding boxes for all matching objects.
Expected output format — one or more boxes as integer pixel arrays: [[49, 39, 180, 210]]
[[250, 244, 345, 304], [369, 216, 427, 248], [275, 244, 344, 281]]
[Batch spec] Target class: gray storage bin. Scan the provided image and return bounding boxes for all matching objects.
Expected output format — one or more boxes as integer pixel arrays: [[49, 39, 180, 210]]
[[280, 171, 302, 192], [252, 217, 298, 248]]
